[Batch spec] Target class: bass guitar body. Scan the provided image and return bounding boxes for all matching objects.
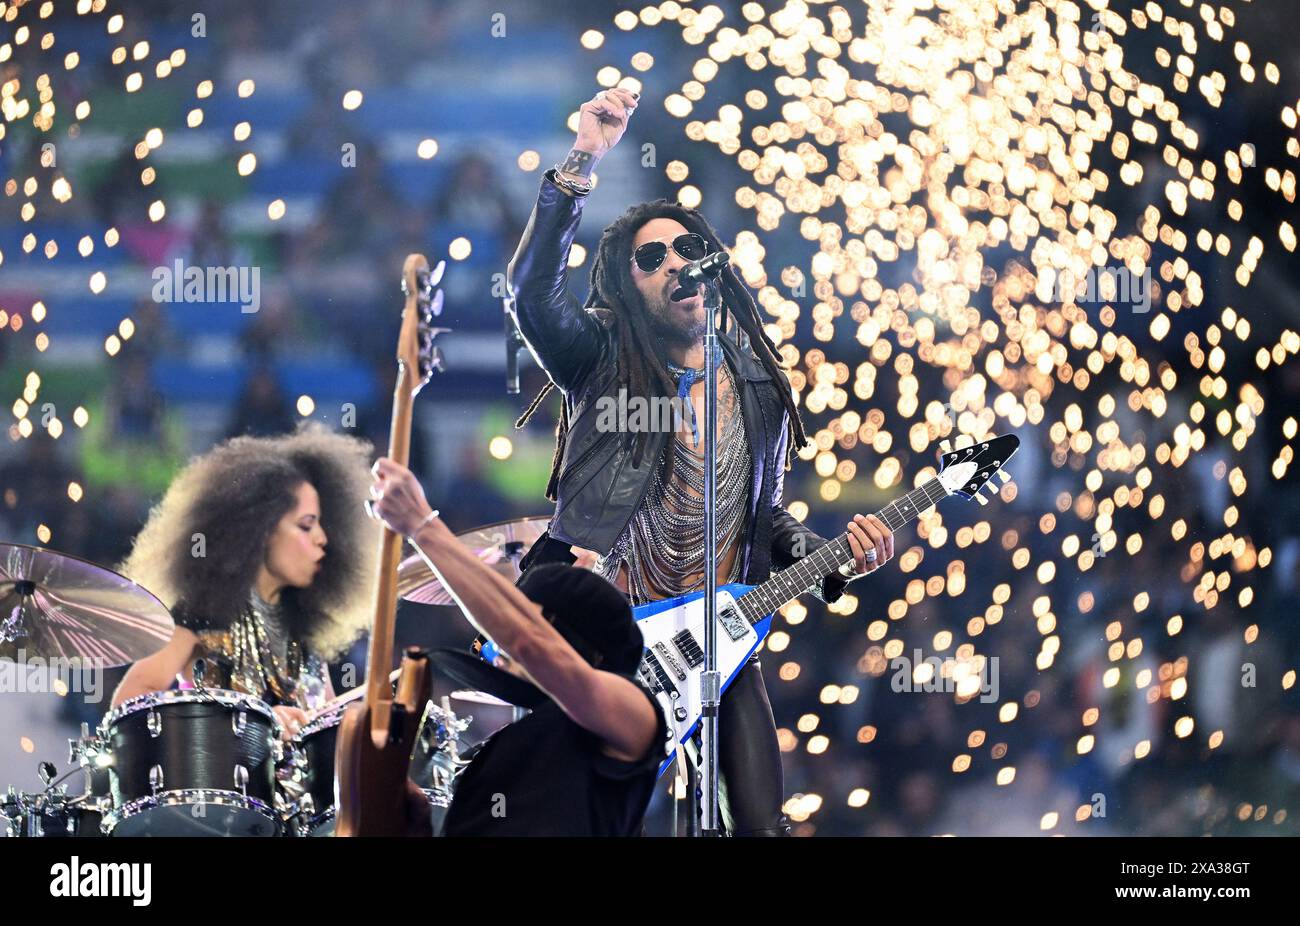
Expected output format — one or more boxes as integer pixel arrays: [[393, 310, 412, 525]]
[[333, 647, 432, 837]]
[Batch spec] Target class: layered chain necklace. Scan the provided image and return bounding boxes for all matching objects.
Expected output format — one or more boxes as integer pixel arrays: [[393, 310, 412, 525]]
[[596, 354, 752, 606], [221, 593, 327, 709]]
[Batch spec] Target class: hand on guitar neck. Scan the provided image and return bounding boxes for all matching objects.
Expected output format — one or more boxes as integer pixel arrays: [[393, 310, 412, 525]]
[[840, 513, 895, 579]]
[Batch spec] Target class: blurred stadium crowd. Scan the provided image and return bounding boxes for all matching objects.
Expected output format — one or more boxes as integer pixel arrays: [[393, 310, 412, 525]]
[[0, 0, 1298, 835]]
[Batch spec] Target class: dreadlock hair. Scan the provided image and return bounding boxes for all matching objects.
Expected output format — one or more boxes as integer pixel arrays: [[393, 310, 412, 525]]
[[515, 198, 808, 501], [118, 422, 379, 659]]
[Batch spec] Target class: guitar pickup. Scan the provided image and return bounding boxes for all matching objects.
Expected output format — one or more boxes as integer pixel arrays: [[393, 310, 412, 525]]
[[672, 629, 704, 668]]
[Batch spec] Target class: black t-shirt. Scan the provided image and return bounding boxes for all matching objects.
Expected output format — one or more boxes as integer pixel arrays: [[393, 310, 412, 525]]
[[441, 681, 670, 836]]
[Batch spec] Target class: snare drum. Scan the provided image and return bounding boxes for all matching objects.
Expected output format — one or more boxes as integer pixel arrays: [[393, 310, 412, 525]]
[[98, 689, 282, 837], [279, 701, 467, 836]]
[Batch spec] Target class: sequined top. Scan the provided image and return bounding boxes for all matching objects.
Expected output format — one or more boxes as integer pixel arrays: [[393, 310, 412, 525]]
[[178, 592, 330, 710], [594, 354, 753, 606]]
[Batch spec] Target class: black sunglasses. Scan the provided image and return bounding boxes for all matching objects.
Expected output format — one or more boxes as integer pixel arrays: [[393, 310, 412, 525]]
[[630, 233, 709, 273]]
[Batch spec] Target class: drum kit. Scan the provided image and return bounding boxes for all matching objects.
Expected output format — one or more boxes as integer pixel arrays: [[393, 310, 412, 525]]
[[0, 517, 543, 838]]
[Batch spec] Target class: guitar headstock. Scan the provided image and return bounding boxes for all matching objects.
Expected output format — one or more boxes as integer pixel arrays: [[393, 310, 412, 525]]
[[397, 253, 449, 396], [936, 433, 1020, 505]]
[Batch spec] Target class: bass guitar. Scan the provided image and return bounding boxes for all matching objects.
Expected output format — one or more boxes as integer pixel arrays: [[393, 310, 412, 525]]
[[334, 253, 446, 835]]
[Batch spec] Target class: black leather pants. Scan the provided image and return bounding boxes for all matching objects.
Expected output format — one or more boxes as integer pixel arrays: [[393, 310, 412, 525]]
[[686, 656, 791, 836]]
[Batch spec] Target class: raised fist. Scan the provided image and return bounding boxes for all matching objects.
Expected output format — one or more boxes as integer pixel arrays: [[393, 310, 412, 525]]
[[573, 87, 640, 161]]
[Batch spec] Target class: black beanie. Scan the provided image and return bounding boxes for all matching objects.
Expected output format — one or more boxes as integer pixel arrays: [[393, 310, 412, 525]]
[[516, 564, 643, 676]]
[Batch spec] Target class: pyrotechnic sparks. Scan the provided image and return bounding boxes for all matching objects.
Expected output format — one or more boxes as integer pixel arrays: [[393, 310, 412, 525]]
[[598, 0, 1298, 833], [0, 0, 241, 452], [1, 0, 1295, 836]]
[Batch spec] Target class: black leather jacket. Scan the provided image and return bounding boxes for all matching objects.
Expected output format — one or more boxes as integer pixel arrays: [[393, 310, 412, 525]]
[[506, 169, 847, 603]]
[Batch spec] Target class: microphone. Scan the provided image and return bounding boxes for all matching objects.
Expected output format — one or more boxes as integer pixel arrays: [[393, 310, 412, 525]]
[[671, 250, 730, 301], [505, 296, 523, 395]]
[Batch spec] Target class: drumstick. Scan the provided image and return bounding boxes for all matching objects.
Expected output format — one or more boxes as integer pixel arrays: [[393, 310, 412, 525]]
[[308, 668, 402, 720]]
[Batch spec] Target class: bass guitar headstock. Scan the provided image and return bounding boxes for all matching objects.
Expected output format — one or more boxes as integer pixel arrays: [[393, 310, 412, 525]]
[[397, 253, 449, 396]]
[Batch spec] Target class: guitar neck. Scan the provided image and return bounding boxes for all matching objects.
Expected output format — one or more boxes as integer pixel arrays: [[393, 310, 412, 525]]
[[363, 362, 415, 710], [736, 477, 949, 623]]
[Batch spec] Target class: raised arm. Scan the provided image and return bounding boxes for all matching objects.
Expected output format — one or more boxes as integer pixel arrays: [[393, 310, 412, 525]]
[[369, 458, 659, 762], [506, 88, 639, 392]]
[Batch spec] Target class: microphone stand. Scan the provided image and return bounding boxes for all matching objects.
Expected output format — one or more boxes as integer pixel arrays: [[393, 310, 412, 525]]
[[698, 273, 723, 838]]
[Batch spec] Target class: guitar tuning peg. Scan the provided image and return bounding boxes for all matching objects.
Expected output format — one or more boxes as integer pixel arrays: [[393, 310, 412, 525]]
[[974, 491, 989, 505], [939, 439, 953, 454], [997, 469, 1012, 484]]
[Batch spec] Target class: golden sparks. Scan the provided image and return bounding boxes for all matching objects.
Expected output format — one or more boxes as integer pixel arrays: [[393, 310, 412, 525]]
[[603, 0, 1300, 831]]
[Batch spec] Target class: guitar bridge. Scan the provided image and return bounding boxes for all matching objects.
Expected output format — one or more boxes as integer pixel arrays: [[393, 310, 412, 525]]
[[654, 642, 686, 681]]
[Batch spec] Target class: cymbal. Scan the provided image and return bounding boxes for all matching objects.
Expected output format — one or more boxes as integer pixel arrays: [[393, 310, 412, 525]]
[[448, 689, 513, 708], [0, 543, 174, 668], [398, 516, 551, 606]]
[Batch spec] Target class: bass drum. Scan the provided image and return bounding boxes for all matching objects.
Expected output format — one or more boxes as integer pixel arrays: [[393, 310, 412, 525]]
[[99, 689, 282, 837], [279, 700, 466, 836]]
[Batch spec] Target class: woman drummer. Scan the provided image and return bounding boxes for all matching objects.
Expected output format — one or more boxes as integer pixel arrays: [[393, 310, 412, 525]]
[[111, 423, 378, 738]]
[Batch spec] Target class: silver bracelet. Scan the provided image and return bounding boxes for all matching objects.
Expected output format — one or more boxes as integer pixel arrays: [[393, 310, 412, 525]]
[[550, 167, 593, 196], [405, 509, 440, 543]]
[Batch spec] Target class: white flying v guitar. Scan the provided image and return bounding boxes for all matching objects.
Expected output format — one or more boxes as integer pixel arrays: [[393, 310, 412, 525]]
[[632, 433, 1021, 777]]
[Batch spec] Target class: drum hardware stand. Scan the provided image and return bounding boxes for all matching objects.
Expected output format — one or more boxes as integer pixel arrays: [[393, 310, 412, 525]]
[[69, 722, 109, 790], [500, 541, 532, 724], [439, 695, 463, 766], [0, 579, 36, 645], [39, 757, 90, 795], [4, 759, 103, 837], [498, 540, 531, 727], [190, 657, 219, 704]]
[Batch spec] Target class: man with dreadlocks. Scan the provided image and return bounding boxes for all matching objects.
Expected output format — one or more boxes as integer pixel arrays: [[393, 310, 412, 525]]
[[507, 88, 896, 836]]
